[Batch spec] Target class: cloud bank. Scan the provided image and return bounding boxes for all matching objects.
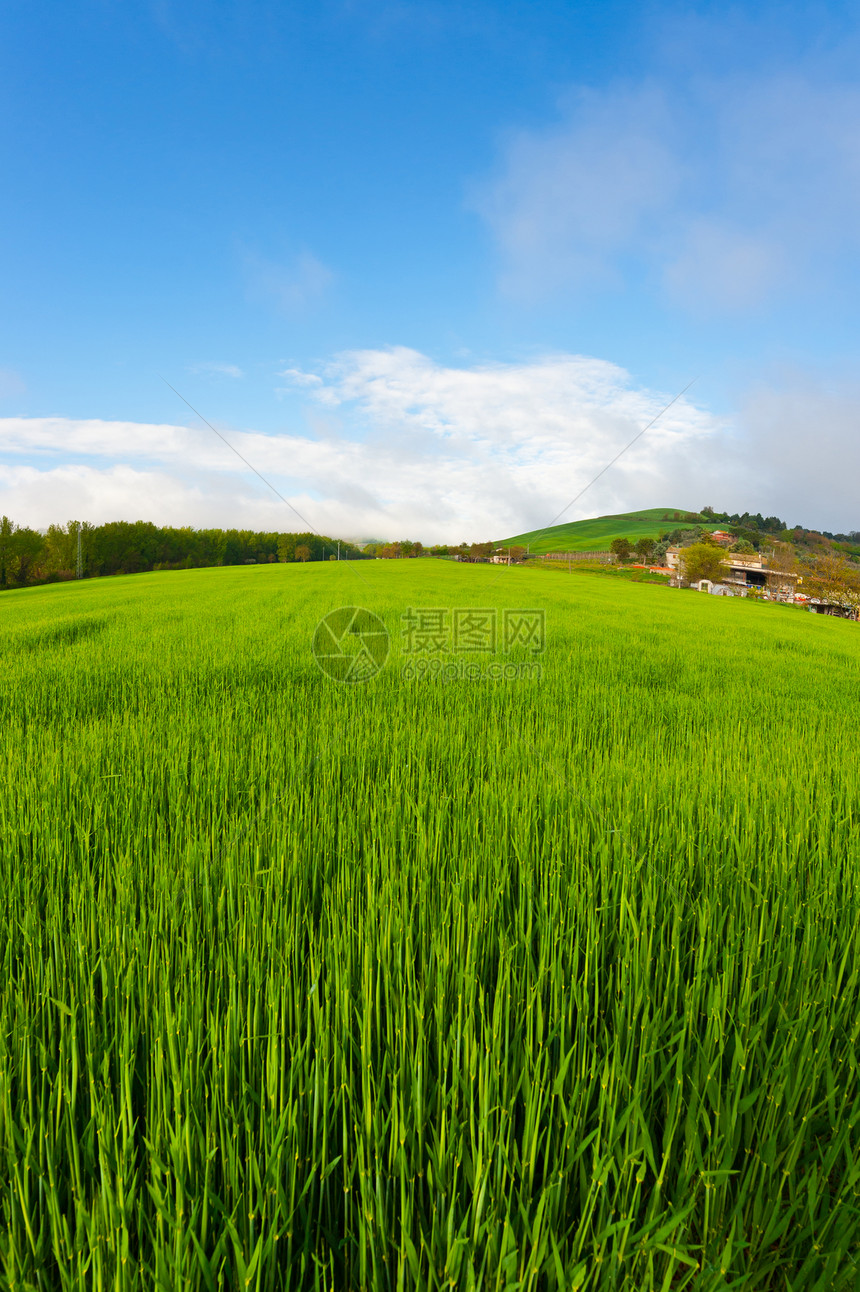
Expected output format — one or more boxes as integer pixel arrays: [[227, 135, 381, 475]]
[[0, 348, 855, 538], [0, 349, 722, 539]]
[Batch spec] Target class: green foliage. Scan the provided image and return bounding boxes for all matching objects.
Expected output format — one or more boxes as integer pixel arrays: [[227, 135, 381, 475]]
[[660, 525, 704, 547], [610, 536, 633, 560], [0, 520, 367, 588], [0, 515, 45, 587], [368, 540, 428, 559], [1, 563, 860, 1288], [466, 541, 493, 560], [731, 539, 756, 554], [680, 542, 726, 584]]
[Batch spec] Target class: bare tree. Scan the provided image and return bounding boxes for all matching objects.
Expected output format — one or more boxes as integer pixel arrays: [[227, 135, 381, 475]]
[[768, 541, 797, 574]]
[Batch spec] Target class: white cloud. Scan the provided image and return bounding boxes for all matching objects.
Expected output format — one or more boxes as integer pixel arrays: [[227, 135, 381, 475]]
[[6, 350, 855, 535], [276, 367, 325, 398], [0, 463, 215, 526], [278, 368, 323, 387], [473, 71, 860, 312], [0, 417, 218, 465], [0, 349, 724, 539]]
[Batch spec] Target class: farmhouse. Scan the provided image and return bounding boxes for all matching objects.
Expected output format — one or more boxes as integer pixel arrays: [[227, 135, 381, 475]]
[[669, 546, 803, 602], [721, 553, 801, 596]]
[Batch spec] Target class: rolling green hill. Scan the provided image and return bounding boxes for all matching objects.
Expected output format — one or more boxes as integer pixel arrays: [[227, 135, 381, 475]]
[[497, 507, 698, 554]]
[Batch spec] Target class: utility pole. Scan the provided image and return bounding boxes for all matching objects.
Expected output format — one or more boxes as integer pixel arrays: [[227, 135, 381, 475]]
[[76, 527, 83, 580]]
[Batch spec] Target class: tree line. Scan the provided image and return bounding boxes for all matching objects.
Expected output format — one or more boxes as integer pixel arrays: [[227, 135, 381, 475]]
[[0, 518, 369, 590], [363, 540, 507, 561]]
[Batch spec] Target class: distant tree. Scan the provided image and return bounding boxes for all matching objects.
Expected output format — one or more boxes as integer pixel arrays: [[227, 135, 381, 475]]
[[469, 542, 493, 561], [731, 538, 756, 554], [295, 544, 311, 563], [510, 545, 526, 562], [701, 505, 716, 518], [610, 537, 633, 561], [680, 542, 726, 584], [0, 515, 17, 587], [277, 534, 296, 563], [44, 522, 76, 573], [634, 537, 653, 561], [18, 527, 47, 582]]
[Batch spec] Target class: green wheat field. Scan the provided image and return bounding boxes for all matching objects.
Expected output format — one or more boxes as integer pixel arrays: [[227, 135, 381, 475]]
[[2, 560, 860, 1290]]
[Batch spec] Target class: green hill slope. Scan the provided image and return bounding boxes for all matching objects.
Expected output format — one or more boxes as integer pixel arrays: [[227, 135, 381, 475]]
[[497, 507, 697, 554]]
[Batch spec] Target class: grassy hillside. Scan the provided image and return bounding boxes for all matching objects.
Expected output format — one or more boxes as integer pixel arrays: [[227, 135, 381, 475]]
[[498, 506, 696, 553], [2, 562, 859, 1287]]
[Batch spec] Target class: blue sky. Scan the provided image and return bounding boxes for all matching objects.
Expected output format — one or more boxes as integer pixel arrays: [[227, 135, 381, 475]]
[[2, 0, 860, 538]]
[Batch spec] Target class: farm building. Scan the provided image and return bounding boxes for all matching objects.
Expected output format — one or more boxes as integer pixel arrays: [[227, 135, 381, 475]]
[[668, 547, 801, 597], [807, 600, 860, 620]]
